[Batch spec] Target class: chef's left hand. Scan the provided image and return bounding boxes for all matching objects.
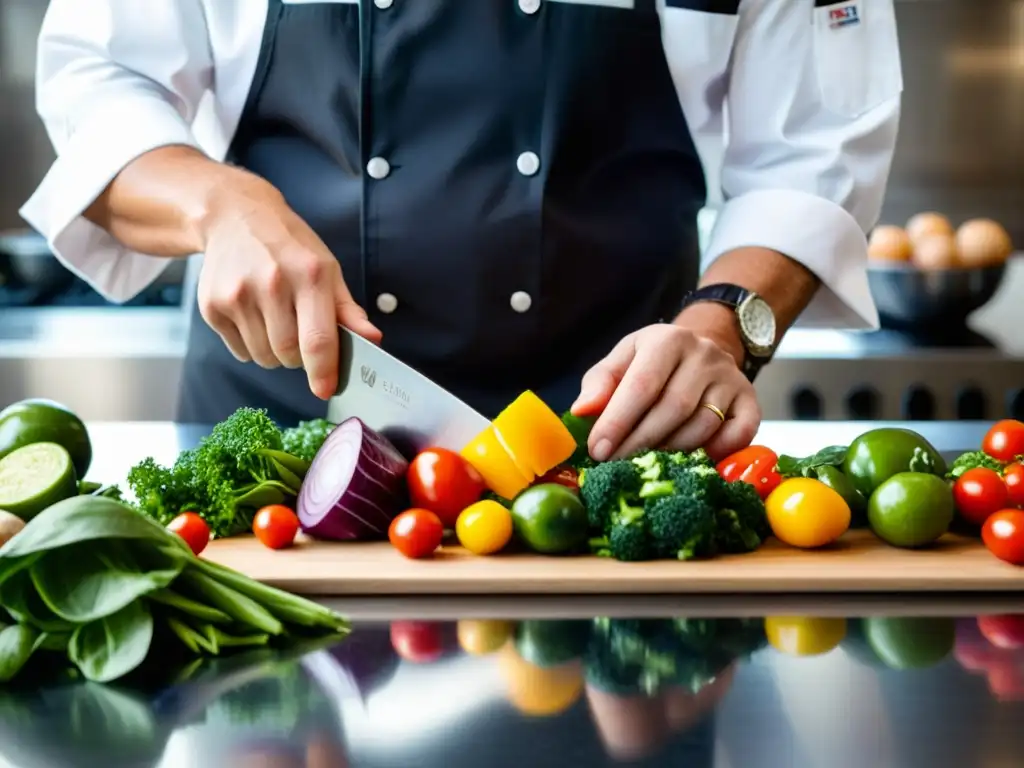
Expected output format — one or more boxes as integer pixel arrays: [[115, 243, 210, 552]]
[[572, 323, 760, 462]]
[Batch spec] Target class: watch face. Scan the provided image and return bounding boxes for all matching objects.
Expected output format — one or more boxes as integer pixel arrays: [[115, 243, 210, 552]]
[[738, 295, 776, 354]]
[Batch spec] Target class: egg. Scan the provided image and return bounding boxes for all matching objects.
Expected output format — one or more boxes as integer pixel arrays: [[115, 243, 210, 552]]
[[956, 218, 1013, 268], [906, 212, 955, 244], [911, 234, 959, 271], [868, 225, 913, 262]]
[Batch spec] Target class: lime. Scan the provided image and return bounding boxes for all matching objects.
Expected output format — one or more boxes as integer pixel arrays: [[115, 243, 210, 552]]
[[863, 617, 955, 669], [868, 472, 953, 548], [510, 483, 589, 554], [0, 399, 92, 479], [0, 442, 79, 522]]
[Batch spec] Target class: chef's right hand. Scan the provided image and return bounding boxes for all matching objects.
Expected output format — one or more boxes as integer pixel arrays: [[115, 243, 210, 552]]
[[197, 185, 381, 399]]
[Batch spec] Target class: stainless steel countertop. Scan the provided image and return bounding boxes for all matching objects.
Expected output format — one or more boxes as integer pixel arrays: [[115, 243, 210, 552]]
[[83, 420, 988, 486]]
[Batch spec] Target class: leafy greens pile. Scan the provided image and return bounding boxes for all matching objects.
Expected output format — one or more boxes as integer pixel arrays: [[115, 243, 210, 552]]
[[0, 495, 347, 685], [127, 408, 333, 538]]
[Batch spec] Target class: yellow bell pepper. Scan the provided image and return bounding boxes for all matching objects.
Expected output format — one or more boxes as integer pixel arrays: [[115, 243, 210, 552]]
[[461, 426, 533, 500], [492, 391, 578, 477], [460, 391, 578, 499]]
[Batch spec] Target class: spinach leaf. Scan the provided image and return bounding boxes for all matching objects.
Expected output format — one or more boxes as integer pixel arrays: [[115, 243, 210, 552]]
[[0, 569, 75, 632], [30, 540, 181, 624], [0, 496, 181, 564], [233, 482, 291, 510], [0, 625, 40, 682], [69, 600, 154, 683], [258, 448, 311, 481], [776, 446, 848, 478]]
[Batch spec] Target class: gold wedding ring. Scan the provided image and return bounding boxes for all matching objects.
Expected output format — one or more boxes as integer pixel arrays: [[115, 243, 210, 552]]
[[702, 402, 726, 422]]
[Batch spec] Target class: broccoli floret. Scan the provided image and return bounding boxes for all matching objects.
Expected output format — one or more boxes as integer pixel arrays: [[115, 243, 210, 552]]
[[631, 451, 666, 481], [591, 497, 654, 561], [947, 450, 1005, 480], [645, 495, 715, 560], [282, 418, 335, 463], [713, 480, 769, 554], [579, 460, 642, 531]]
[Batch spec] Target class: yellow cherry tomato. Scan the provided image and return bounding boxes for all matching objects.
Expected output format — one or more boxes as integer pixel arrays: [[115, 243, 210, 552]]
[[765, 616, 847, 657], [456, 499, 514, 555], [457, 619, 515, 655], [765, 477, 851, 549]]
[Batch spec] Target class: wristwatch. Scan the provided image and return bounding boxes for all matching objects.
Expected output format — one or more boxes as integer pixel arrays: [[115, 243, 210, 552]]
[[679, 283, 778, 381]]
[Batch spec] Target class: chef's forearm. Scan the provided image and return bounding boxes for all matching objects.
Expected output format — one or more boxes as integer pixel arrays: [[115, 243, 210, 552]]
[[83, 145, 279, 257], [673, 246, 820, 364]]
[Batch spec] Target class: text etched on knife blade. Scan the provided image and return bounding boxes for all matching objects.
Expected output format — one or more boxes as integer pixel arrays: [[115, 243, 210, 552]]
[[359, 364, 410, 408]]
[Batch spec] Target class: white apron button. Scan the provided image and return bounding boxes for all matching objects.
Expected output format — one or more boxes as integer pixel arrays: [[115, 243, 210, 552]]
[[367, 157, 391, 180], [518, 0, 541, 14], [510, 291, 533, 313], [375, 0, 393, 7], [376, 293, 398, 314], [516, 151, 540, 177]]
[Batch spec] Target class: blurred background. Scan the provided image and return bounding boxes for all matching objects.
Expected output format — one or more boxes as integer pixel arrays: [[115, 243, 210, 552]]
[[2, 0, 1024, 422]]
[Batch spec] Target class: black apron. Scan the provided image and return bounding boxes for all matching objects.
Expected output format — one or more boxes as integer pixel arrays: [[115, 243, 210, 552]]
[[178, 0, 707, 426]]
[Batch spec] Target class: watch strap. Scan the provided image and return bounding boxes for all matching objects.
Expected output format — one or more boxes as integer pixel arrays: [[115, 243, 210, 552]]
[[683, 283, 751, 309]]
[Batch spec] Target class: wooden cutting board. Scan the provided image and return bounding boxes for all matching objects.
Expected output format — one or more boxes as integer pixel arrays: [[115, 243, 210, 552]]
[[203, 531, 1024, 595]]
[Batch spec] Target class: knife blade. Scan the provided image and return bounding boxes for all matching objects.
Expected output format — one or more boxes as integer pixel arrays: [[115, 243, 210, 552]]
[[325, 326, 491, 456]]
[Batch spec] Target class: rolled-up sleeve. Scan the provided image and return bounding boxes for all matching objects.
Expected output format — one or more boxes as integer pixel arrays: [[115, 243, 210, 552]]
[[19, 0, 212, 303], [703, 0, 902, 329]]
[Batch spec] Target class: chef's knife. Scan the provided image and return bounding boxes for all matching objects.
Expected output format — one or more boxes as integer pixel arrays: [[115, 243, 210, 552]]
[[326, 326, 490, 455]]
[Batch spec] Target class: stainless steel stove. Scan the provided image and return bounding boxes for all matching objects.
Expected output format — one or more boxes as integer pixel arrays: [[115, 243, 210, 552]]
[[757, 327, 1024, 422]]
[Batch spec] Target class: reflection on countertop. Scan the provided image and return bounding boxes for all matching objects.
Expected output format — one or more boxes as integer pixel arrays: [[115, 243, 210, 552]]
[[1, 610, 1022, 768]]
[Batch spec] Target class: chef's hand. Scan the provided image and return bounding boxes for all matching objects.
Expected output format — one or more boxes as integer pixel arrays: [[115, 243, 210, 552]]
[[571, 319, 759, 461], [198, 187, 381, 399]]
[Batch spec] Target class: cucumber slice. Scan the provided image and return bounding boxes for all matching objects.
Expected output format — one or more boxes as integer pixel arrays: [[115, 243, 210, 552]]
[[0, 442, 78, 522]]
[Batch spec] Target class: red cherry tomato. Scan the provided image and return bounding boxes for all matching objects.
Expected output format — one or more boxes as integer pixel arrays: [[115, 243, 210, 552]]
[[167, 512, 210, 556], [390, 620, 444, 663], [717, 445, 776, 482], [1003, 463, 1024, 508], [953, 467, 1008, 526], [977, 615, 1024, 650], [982, 509, 1024, 566], [983, 420, 1024, 463], [253, 504, 300, 550], [536, 465, 579, 491], [737, 455, 783, 499], [717, 446, 781, 500], [388, 508, 444, 559], [407, 448, 486, 527]]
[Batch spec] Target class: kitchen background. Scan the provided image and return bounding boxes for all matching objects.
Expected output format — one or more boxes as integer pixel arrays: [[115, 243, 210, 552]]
[[1, 0, 1023, 423]]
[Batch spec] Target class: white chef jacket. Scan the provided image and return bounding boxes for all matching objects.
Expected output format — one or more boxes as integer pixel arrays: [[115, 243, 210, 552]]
[[20, 0, 902, 329]]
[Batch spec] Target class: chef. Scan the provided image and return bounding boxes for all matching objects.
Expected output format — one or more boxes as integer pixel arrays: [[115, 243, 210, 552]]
[[22, 0, 901, 461]]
